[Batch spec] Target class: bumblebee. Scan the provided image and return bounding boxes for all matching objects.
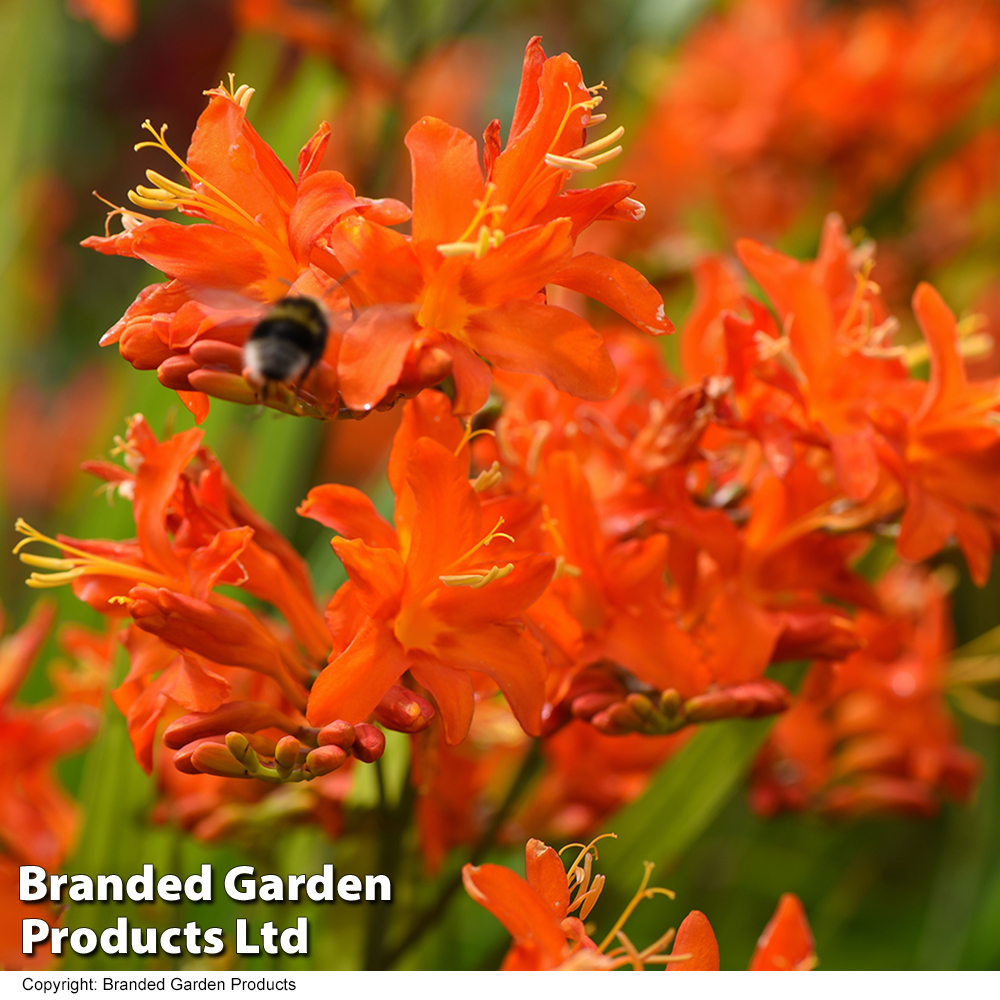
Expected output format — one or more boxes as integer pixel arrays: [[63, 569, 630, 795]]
[[242, 296, 328, 391]]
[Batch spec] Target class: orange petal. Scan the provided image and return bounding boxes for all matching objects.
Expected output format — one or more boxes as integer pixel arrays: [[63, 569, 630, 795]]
[[682, 255, 745, 381], [100, 219, 275, 294], [492, 53, 591, 231], [403, 437, 484, 592], [551, 252, 674, 336], [187, 526, 254, 600], [0, 599, 56, 706], [133, 427, 203, 578], [448, 337, 494, 416], [331, 537, 404, 620], [327, 215, 423, 307], [188, 89, 297, 238], [406, 116, 485, 247], [431, 623, 545, 737], [462, 861, 567, 969], [912, 282, 967, 420], [428, 553, 555, 629], [533, 182, 641, 240], [288, 170, 361, 264], [298, 483, 398, 549], [668, 911, 720, 971], [307, 619, 410, 727], [524, 839, 570, 920], [339, 305, 420, 411], [508, 37, 547, 144], [387, 392, 467, 498], [461, 219, 573, 308], [466, 300, 616, 400], [409, 655, 475, 744], [298, 121, 331, 183], [736, 239, 834, 386], [749, 893, 816, 971]]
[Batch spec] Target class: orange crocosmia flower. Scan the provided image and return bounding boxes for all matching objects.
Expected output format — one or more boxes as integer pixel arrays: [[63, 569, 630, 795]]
[[736, 215, 912, 502], [749, 893, 817, 971], [83, 80, 409, 422], [15, 417, 323, 770], [751, 564, 981, 819], [301, 429, 554, 744], [463, 839, 599, 970], [0, 601, 101, 871], [328, 36, 672, 415], [895, 283, 1000, 584]]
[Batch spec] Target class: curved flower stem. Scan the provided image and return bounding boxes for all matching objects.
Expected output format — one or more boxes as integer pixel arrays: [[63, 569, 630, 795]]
[[380, 739, 543, 970], [364, 756, 415, 971]]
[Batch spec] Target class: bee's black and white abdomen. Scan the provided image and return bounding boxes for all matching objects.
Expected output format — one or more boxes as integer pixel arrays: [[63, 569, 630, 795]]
[[243, 297, 329, 387]]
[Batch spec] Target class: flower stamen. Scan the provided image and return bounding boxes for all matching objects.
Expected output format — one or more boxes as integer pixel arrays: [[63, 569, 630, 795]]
[[13, 518, 175, 591]]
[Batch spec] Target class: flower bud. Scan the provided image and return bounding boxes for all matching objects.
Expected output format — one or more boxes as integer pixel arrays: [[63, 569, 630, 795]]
[[352, 723, 386, 763], [373, 685, 436, 733], [683, 680, 790, 723], [225, 731, 260, 773], [190, 741, 252, 778], [305, 745, 349, 777], [275, 735, 302, 773], [164, 700, 302, 749], [317, 720, 356, 750], [173, 738, 224, 775], [570, 690, 619, 720]]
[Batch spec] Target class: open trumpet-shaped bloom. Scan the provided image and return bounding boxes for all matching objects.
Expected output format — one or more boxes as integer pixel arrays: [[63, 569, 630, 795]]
[[83, 80, 408, 421], [329, 36, 672, 415], [301, 395, 554, 743]]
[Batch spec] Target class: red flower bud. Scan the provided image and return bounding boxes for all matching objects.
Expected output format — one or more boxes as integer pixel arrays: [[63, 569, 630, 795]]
[[373, 685, 436, 733], [317, 720, 356, 750], [352, 723, 386, 763], [305, 745, 349, 776]]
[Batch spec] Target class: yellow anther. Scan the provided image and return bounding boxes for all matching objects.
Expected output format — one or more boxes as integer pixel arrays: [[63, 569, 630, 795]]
[[544, 153, 600, 173], [570, 125, 625, 159], [13, 518, 174, 591], [439, 563, 514, 589], [470, 461, 503, 493], [554, 555, 582, 579]]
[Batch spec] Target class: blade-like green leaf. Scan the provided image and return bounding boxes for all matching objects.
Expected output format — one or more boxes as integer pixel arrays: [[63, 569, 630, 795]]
[[596, 717, 774, 900]]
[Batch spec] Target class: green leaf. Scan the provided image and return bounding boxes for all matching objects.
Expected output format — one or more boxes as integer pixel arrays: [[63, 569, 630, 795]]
[[596, 717, 774, 902]]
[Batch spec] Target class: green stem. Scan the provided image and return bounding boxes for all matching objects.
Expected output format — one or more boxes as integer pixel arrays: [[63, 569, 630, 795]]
[[381, 739, 543, 969]]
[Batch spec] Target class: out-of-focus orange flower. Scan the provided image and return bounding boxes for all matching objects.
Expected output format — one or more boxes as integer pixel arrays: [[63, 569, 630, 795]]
[[1, 365, 117, 514], [0, 600, 102, 871], [751, 565, 981, 818], [67, 0, 136, 42], [748, 894, 817, 970], [623, 0, 1000, 250], [328, 37, 672, 415], [518, 720, 688, 839], [894, 283, 1000, 584], [83, 81, 409, 421], [233, 0, 399, 96], [300, 393, 554, 743]]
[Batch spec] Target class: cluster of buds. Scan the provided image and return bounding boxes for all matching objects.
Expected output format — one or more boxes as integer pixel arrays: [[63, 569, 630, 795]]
[[165, 685, 435, 781], [545, 664, 790, 736]]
